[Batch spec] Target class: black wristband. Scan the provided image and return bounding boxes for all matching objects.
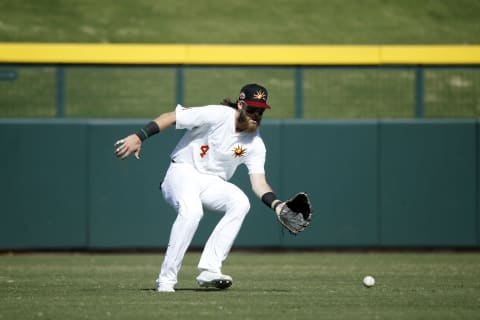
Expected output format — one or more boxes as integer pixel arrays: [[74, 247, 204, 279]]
[[261, 192, 281, 210], [135, 121, 160, 142]]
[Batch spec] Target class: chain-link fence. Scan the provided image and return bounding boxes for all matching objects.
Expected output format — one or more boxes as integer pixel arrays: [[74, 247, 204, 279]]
[[1, 65, 479, 119]]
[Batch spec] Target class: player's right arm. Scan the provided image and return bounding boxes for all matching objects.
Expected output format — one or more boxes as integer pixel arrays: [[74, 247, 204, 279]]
[[114, 111, 176, 160], [152, 110, 176, 131]]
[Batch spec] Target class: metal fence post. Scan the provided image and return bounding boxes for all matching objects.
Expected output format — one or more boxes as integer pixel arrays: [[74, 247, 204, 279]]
[[0, 69, 17, 81], [415, 67, 424, 118], [295, 66, 304, 119], [55, 66, 65, 118]]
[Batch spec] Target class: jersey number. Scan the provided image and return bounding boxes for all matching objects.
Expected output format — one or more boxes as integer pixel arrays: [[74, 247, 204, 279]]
[[200, 145, 209, 158]]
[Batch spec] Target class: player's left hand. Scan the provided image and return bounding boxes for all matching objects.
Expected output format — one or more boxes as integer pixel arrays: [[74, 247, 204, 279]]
[[114, 134, 142, 160]]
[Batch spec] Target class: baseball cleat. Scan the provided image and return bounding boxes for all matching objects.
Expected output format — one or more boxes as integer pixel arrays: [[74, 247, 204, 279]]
[[196, 271, 233, 289], [156, 280, 175, 293], [157, 285, 175, 293]]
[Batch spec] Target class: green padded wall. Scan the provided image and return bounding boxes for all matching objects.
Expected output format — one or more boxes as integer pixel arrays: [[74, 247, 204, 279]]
[[379, 120, 477, 246], [86, 121, 180, 249], [0, 121, 88, 249], [281, 121, 379, 247], [0, 120, 478, 249]]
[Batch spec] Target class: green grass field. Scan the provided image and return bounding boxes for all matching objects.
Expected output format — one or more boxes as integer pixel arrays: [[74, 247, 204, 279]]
[[1, 252, 479, 319], [1, 0, 480, 119], [1, 3, 479, 319], [1, 65, 479, 119], [1, 0, 479, 44]]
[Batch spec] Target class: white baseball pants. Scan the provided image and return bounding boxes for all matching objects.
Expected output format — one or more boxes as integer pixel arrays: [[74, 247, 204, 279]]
[[157, 162, 250, 286]]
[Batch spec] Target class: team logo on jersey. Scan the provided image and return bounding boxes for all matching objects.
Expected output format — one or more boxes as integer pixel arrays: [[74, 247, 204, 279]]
[[253, 90, 267, 101], [232, 144, 247, 157]]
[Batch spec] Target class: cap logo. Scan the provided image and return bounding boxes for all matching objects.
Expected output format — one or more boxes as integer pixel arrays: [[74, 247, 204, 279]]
[[239, 92, 246, 100], [253, 90, 267, 101]]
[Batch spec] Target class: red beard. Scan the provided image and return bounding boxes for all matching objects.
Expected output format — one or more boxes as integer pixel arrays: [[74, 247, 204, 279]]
[[236, 109, 261, 133]]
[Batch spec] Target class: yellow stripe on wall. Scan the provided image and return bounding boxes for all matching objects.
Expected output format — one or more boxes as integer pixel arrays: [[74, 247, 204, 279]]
[[380, 45, 480, 64], [0, 43, 479, 65], [185, 45, 382, 65], [0, 43, 187, 64]]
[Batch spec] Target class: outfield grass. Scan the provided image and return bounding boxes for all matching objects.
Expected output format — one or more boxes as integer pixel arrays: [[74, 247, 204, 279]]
[[1, 252, 479, 319], [0, 0, 479, 44], [1, 0, 479, 119]]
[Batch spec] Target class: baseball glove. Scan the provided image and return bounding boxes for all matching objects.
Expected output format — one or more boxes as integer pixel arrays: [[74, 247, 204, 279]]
[[276, 192, 313, 235]]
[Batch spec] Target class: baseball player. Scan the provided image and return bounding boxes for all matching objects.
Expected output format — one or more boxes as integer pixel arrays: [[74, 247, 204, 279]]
[[114, 84, 311, 292]]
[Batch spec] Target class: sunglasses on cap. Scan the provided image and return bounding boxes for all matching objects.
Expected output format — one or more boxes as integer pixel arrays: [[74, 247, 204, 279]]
[[245, 106, 265, 115]]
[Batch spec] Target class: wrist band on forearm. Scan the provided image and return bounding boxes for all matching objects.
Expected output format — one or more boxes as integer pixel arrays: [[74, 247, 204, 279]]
[[261, 192, 282, 211], [135, 121, 160, 142]]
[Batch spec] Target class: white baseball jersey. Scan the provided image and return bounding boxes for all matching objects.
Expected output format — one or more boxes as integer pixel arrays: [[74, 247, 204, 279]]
[[170, 104, 266, 181]]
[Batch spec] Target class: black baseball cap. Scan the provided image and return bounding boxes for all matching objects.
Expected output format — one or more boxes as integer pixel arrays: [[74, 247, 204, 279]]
[[238, 83, 271, 109]]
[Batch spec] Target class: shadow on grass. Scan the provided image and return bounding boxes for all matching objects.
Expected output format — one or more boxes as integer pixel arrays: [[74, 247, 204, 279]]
[[140, 288, 290, 292]]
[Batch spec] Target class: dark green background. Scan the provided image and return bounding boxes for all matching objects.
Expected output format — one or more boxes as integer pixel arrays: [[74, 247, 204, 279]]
[[0, 119, 478, 249]]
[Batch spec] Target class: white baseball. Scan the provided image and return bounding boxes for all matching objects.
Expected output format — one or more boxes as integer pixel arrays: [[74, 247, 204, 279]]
[[363, 275, 375, 287]]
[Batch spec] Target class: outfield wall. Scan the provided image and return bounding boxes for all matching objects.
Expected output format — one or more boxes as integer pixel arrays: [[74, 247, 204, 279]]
[[1, 44, 480, 65], [0, 120, 478, 250]]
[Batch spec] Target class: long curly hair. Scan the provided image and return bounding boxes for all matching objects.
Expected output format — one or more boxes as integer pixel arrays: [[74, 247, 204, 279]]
[[221, 98, 238, 109]]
